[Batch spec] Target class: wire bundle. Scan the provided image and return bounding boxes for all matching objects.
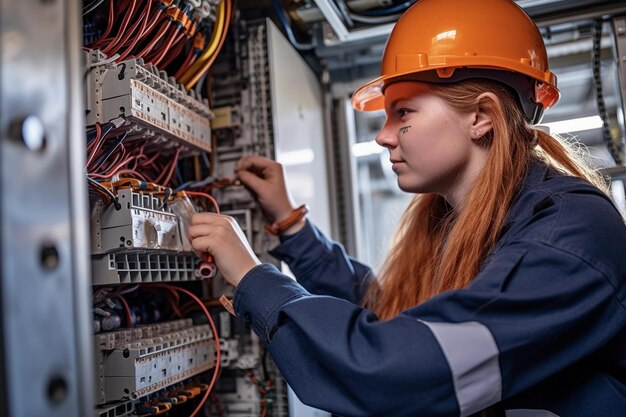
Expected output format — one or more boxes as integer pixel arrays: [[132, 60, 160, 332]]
[[86, 122, 185, 206], [92, 284, 222, 417], [85, 0, 232, 89], [246, 371, 274, 417]]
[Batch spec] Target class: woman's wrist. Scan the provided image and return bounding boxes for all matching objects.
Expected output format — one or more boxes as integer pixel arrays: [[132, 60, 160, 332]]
[[273, 203, 297, 223], [279, 218, 306, 237]]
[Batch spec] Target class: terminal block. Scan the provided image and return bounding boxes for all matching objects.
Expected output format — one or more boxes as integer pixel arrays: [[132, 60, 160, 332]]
[[95, 319, 216, 404], [94, 400, 135, 417], [86, 50, 213, 154], [91, 189, 190, 254], [91, 252, 199, 285], [90, 189, 206, 285]]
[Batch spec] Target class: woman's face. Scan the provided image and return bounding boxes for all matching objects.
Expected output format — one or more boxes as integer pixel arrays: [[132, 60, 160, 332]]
[[375, 82, 486, 204]]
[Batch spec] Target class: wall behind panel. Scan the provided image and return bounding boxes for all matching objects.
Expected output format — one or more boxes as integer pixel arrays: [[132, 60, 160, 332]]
[[268, 20, 332, 237]]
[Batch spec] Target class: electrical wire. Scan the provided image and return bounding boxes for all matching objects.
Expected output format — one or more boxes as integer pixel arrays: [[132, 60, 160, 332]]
[[116, 2, 153, 61], [185, 191, 220, 213], [153, 148, 181, 186], [359, 1, 413, 16], [90, 131, 129, 173], [180, 0, 232, 89], [334, 0, 354, 27], [109, 0, 151, 59], [593, 20, 623, 165], [102, 0, 138, 55], [87, 177, 120, 208], [83, 0, 106, 16], [271, 0, 315, 50], [174, 176, 217, 192], [179, 1, 226, 85], [348, 11, 403, 24], [116, 295, 133, 327], [148, 284, 221, 417]]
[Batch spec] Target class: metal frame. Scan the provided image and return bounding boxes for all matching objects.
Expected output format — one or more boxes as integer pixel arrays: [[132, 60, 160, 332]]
[[0, 1, 93, 416], [313, 0, 626, 46], [612, 15, 626, 164], [312, 0, 394, 44]]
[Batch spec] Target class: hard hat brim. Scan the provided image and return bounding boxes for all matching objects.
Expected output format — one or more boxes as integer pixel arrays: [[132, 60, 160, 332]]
[[352, 66, 560, 114]]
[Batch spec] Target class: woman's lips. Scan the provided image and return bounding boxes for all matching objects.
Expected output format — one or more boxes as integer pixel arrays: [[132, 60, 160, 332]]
[[390, 160, 404, 171]]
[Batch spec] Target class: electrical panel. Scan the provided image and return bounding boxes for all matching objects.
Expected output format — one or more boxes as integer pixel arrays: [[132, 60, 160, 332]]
[[82, 2, 289, 416], [1, 0, 337, 415]]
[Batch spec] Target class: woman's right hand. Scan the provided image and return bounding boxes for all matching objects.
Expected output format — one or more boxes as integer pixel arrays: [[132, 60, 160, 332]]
[[235, 155, 297, 223]]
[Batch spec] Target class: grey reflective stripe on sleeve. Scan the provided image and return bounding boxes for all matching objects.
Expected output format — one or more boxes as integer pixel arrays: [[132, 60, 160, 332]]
[[419, 320, 502, 417], [505, 410, 560, 417]]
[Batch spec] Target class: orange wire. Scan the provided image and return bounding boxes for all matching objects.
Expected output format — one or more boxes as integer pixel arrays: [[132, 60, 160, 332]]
[[185, 191, 220, 214]]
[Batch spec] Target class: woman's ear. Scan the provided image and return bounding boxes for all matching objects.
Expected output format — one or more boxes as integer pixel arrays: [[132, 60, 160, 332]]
[[470, 92, 498, 140]]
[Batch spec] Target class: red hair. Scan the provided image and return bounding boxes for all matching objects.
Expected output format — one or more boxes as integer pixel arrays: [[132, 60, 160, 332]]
[[365, 80, 608, 320]]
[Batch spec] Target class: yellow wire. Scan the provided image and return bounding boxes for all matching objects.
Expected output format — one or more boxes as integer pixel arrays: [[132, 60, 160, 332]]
[[179, 0, 226, 85], [193, 155, 201, 181], [182, 0, 230, 89]]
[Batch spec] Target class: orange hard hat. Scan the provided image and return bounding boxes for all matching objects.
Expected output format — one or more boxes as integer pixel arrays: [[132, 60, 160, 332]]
[[352, 0, 560, 124]]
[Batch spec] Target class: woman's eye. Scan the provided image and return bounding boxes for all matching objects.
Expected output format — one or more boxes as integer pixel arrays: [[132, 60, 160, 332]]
[[398, 108, 411, 118]]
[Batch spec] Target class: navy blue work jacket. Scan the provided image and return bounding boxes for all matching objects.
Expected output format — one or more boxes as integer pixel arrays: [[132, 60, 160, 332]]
[[232, 161, 626, 417]]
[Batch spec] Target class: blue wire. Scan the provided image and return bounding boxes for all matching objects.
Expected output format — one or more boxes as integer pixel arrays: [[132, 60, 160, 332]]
[[176, 166, 184, 186], [271, 0, 315, 50], [174, 176, 219, 193], [360, 1, 413, 16], [201, 152, 211, 169]]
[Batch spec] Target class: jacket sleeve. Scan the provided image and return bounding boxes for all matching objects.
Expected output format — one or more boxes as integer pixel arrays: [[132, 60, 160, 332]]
[[234, 241, 626, 417], [268, 219, 373, 303], [233, 190, 626, 417]]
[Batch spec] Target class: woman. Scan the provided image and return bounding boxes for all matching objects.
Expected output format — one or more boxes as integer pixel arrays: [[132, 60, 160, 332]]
[[189, 0, 626, 415]]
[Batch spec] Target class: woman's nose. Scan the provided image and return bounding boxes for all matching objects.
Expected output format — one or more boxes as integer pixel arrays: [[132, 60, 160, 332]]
[[375, 123, 397, 148]]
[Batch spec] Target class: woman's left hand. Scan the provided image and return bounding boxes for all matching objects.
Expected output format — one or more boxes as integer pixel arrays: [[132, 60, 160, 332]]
[[189, 213, 262, 287]]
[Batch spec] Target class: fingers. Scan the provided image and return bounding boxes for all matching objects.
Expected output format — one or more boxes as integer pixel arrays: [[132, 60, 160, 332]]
[[236, 168, 267, 190], [236, 155, 276, 172], [190, 211, 222, 226], [188, 214, 237, 251]]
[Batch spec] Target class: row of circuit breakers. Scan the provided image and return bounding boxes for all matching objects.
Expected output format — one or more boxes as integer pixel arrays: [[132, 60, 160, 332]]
[[83, 4, 287, 416]]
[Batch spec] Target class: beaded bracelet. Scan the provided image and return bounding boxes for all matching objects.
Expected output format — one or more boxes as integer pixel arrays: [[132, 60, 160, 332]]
[[264, 204, 309, 236]]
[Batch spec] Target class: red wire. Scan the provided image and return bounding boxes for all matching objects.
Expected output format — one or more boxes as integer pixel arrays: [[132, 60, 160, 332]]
[[160, 34, 189, 69], [136, 18, 171, 59], [89, 0, 115, 48], [96, 149, 123, 175], [185, 191, 220, 214], [87, 123, 102, 153], [109, 0, 149, 58], [130, 8, 164, 50], [91, 0, 132, 49], [174, 49, 198, 79], [153, 148, 180, 186], [116, 295, 133, 327], [149, 284, 221, 417], [86, 123, 103, 167], [102, 0, 137, 55], [113, 169, 149, 182], [150, 27, 184, 66], [162, 148, 181, 185], [103, 155, 136, 176], [116, 2, 151, 61]]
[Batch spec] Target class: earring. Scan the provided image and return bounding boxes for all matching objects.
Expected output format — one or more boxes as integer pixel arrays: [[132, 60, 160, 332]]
[[472, 130, 482, 138]]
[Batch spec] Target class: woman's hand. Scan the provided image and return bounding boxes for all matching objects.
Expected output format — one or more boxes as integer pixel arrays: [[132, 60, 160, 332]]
[[189, 213, 261, 287], [236, 155, 296, 223]]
